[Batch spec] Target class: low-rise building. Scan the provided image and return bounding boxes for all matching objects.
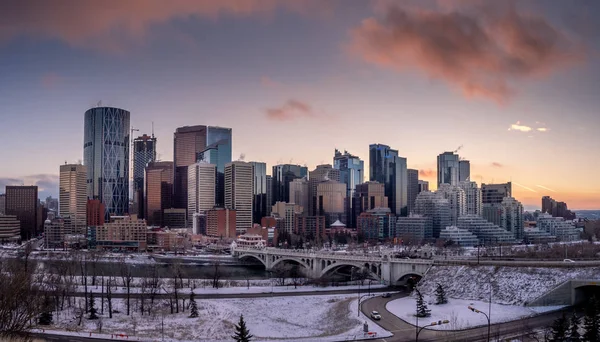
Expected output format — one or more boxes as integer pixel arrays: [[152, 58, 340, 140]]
[[0, 215, 21, 243], [295, 216, 326, 241], [439, 226, 480, 247], [357, 207, 395, 241], [246, 224, 279, 247], [44, 218, 65, 249], [523, 227, 557, 244], [396, 214, 433, 243], [206, 208, 236, 239], [95, 215, 148, 252], [536, 213, 580, 242], [457, 215, 515, 245]]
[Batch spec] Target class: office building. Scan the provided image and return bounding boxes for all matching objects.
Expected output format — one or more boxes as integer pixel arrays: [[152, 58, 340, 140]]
[[272, 164, 308, 205], [206, 208, 236, 239], [84, 106, 130, 217], [483, 203, 502, 227], [192, 212, 207, 235], [225, 161, 253, 234], [541, 196, 575, 220], [132, 134, 156, 218], [0, 215, 21, 243], [316, 180, 346, 226], [295, 216, 326, 241], [355, 181, 388, 216], [289, 177, 309, 215], [272, 201, 303, 234], [523, 227, 556, 244], [5, 186, 39, 239], [457, 215, 515, 245], [437, 152, 460, 187], [44, 218, 65, 249], [163, 208, 187, 228], [59, 164, 87, 235], [500, 197, 524, 240], [436, 184, 466, 226], [173, 125, 232, 209], [266, 175, 273, 216], [333, 149, 364, 227], [308, 164, 340, 216], [86, 199, 105, 226], [45, 196, 58, 214], [413, 191, 451, 238], [0, 194, 5, 215], [418, 180, 429, 193], [407, 169, 419, 215], [357, 207, 395, 241], [439, 226, 479, 247], [482, 182, 512, 204], [396, 214, 433, 243], [537, 213, 580, 242], [458, 181, 482, 216], [187, 161, 216, 223], [95, 215, 147, 251], [250, 162, 268, 224], [459, 160, 470, 182], [145, 161, 174, 227], [369, 144, 408, 216]]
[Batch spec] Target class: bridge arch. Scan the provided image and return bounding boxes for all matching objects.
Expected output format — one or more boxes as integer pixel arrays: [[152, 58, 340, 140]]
[[320, 261, 381, 281], [238, 254, 267, 268], [396, 272, 424, 287], [270, 257, 311, 273]]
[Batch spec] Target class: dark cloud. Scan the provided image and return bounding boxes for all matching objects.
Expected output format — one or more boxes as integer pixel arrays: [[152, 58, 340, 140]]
[[265, 99, 315, 121], [349, 3, 585, 103]]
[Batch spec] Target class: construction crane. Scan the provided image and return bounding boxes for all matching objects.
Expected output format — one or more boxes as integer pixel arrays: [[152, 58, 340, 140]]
[[130, 127, 139, 201], [453, 145, 463, 153]]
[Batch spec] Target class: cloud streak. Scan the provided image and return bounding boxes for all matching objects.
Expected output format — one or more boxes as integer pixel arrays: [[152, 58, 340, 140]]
[[508, 121, 549, 133], [265, 100, 315, 121], [349, 3, 584, 103], [514, 182, 538, 193], [536, 185, 556, 192], [491, 162, 503, 168], [0, 0, 332, 51], [419, 169, 435, 178]]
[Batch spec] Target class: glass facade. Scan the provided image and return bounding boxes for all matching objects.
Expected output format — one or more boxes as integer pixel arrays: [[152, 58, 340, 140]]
[[84, 107, 130, 218], [369, 144, 407, 216], [333, 149, 364, 227], [250, 162, 267, 224], [133, 134, 156, 218], [272, 164, 308, 205], [145, 161, 173, 227], [437, 152, 459, 187]]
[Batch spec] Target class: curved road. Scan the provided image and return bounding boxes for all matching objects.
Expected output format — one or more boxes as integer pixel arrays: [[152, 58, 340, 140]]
[[361, 291, 570, 342]]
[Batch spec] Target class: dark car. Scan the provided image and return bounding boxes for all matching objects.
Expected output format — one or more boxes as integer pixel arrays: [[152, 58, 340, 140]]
[[382, 293, 391, 298]]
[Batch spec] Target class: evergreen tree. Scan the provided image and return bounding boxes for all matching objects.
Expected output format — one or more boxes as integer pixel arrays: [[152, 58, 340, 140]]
[[583, 297, 600, 342], [550, 313, 569, 342], [189, 292, 198, 318], [232, 314, 254, 342], [415, 288, 431, 318], [568, 313, 581, 342], [434, 283, 447, 305], [88, 292, 99, 320], [38, 295, 53, 325]]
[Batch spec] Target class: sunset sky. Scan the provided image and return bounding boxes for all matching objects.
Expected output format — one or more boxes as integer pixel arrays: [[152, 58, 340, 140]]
[[0, 0, 599, 209]]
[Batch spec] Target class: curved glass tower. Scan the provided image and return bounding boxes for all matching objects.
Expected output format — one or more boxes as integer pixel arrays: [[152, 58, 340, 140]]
[[84, 107, 130, 218]]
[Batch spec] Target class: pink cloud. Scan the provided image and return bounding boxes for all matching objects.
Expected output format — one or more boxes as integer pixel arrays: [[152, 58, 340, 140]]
[[265, 99, 315, 121], [348, 3, 584, 104], [419, 169, 435, 178], [491, 162, 503, 168], [40, 72, 64, 89], [0, 1, 332, 51], [261, 76, 283, 88]]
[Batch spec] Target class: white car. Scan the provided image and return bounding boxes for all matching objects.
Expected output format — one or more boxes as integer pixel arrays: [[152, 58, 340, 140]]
[[370, 311, 381, 320]]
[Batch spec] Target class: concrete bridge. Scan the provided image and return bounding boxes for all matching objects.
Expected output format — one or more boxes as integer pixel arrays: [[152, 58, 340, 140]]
[[231, 247, 433, 285]]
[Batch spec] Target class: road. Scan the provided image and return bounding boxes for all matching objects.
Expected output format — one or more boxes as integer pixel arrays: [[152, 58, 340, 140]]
[[360, 292, 570, 342]]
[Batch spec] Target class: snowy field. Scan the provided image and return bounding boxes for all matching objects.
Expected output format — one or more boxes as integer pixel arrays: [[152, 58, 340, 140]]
[[386, 295, 564, 331], [44, 294, 391, 341], [418, 265, 600, 305]]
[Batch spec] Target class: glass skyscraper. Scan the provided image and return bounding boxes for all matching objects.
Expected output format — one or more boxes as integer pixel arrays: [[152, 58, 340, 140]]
[[369, 144, 408, 216], [333, 149, 364, 227], [133, 134, 156, 218], [84, 107, 130, 218], [437, 152, 460, 187], [250, 162, 268, 224], [272, 164, 308, 205]]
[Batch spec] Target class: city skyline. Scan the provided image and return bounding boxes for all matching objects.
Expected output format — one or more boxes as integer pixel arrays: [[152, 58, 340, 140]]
[[0, 1, 599, 210]]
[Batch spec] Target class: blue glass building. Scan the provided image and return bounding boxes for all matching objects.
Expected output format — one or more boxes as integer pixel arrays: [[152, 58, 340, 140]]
[[333, 149, 364, 227], [84, 107, 130, 218], [369, 144, 408, 216]]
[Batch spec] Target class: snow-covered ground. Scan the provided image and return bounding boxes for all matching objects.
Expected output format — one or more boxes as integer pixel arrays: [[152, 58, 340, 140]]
[[44, 294, 391, 341], [386, 295, 565, 331], [418, 265, 600, 305]]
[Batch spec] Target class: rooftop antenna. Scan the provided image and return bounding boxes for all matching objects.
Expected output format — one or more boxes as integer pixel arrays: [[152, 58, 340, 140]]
[[97, 100, 102, 107], [151, 121, 155, 138]]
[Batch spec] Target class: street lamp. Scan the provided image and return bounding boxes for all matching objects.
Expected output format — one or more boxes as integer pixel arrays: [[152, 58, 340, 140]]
[[358, 293, 375, 317], [468, 305, 490, 342], [416, 320, 449, 342]]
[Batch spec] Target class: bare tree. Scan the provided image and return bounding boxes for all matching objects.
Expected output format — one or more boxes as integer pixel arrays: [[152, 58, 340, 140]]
[[106, 274, 114, 319], [211, 261, 221, 289], [119, 262, 134, 316], [146, 264, 162, 316]]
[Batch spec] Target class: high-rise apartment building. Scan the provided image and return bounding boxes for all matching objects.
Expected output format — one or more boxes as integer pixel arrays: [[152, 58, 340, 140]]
[[436, 184, 466, 226], [369, 144, 408, 216], [133, 134, 156, 218], [437, 152, 460, 187], [414, 191, 451, 238], [0, 215, 21, 243], [308, 164, 340, 216], [266, 175, 273, 216], [225, 161, 253, 234], [289, 177, 309, 215], [272, 164, 308, 205], [84, 107, 130, 217], [187, 162, 216, 223], [355, 181, 388, 215], [206, 208, 236, 238], [145, 161, 174, 227], [316, 180, 346, 226], [541, 196, 576, 220], [173, 125, 232, 210], [407, 169, 419, 215], [59, 164, 87, 235], [5, 186, 39, 239], [86, 199, 105, 226], [418, 180, 429, 193], [459, 160, 470, 182], [333, 149, 364, 227], [396, 214, 433, 242], [482, 182, 512, 204], [250, 162, 268, 224], [458, 181, 482, 216], [500, 197, 524, 240]]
